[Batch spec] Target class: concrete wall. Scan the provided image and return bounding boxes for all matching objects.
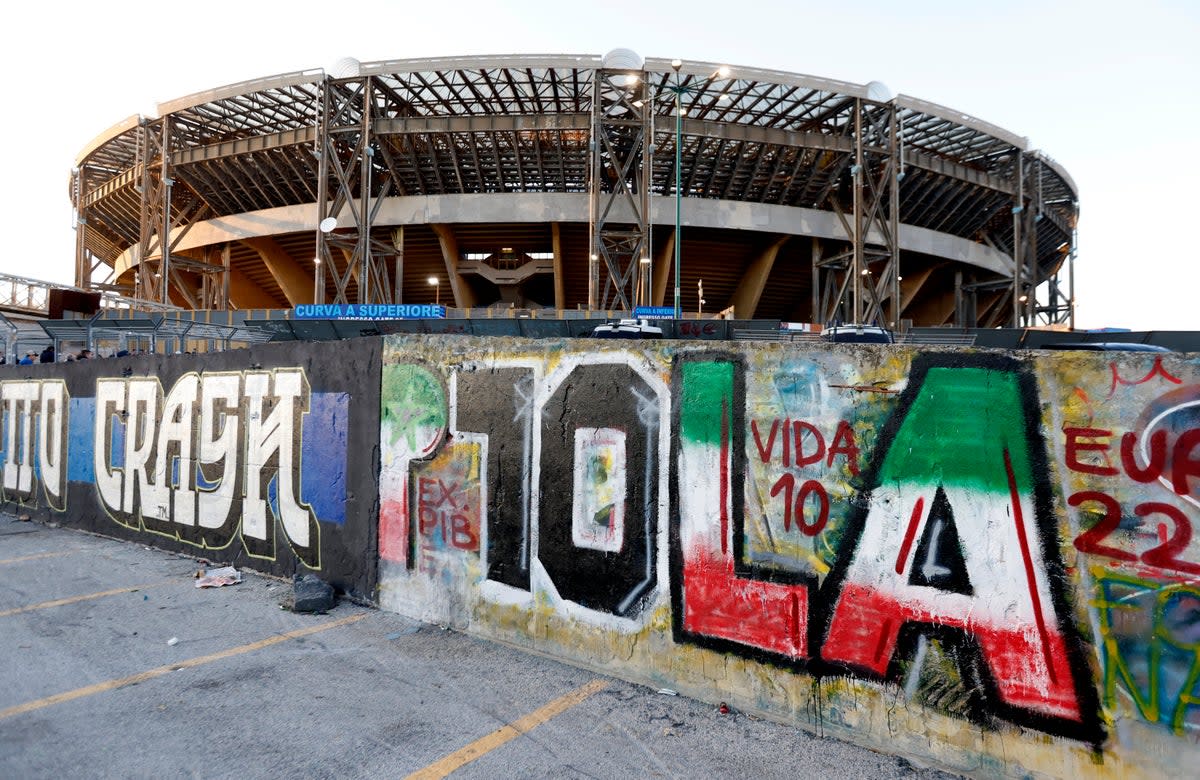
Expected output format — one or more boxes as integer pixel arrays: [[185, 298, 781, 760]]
[[0, 339, 381, 600], [377, 335, 1200, 779], [7, 332, 1199, 777]]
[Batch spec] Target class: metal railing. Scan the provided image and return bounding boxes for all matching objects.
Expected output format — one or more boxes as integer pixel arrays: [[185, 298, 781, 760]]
[[0, 272, 181, 318]]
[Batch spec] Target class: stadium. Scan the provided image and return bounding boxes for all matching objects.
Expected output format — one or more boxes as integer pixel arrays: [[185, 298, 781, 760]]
[[69, 50, 1077, 329]]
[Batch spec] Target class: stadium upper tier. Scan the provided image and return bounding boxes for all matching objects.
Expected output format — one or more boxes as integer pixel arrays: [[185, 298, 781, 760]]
[[71, 53, 1076, 327]]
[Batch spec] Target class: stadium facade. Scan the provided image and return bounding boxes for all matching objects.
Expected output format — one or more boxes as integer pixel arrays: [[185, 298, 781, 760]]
[[70, 51, 1077, 328]]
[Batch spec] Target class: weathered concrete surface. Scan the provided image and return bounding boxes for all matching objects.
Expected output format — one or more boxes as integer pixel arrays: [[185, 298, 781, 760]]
[[0, 515, 957, 779], [377, 336, 1200, 779]]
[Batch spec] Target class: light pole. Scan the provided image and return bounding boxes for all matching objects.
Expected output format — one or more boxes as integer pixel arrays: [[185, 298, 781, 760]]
[[672, 60, 683, 319], [428, 275, 439, 306], [664, 60, 730, 319], [698, 278, 705, 316]]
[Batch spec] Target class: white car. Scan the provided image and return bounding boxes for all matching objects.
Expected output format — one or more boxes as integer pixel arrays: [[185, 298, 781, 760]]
[[589, 319, 664, 339]]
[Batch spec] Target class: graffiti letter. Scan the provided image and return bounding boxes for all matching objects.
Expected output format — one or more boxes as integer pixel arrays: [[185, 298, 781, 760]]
[[37, 381, 68, 511], [156, 374, 199, 531], [1170, 429, 1200, 497], [822, 355, 1100, 740], [673, 356, 809, 659], [750, 419, 779, 464], [123, 379, 163, 522], [793, 421, 825, 468], [540, 361, 661, 617], [244, 369, 319, 567], [827, 420, 860, 476], [197, 373, 241, 541], [1064, 427, 1118, 476], [1121, 430, 1167, 483]]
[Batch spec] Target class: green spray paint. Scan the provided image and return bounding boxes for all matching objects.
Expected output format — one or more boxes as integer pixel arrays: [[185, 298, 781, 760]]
[[381, 364, 446, 452], [680, 361, 733, 447], [878, 367, 1031, 495]]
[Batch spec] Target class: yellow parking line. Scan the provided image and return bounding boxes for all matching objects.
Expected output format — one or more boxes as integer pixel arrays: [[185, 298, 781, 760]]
[[0, 583, 168, 618], [0, 612, 367, 721], [0, 550, 75, 566], [405, 678, 609, 780]]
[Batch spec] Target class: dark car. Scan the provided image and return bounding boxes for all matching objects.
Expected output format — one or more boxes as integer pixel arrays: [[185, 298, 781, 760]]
[[820, 324, 895, 344], [1039, 342, 1172, 353]]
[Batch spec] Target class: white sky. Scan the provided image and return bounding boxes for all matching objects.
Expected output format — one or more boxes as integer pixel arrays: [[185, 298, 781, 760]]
[[2, 0, 1195, 330]]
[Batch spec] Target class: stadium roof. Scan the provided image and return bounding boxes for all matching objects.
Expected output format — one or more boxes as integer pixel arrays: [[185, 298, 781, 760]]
[[71, 54, 1077, 326]]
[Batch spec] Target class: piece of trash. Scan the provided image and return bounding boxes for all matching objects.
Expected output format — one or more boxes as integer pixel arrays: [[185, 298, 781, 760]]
[[143, 595, 148, 601], [718, 702, 730, 714], [292, 573, 335, 613], [656, 688, 678, 696], [195, 565, 242, 588], [18, 514, 31, 521], [167, 637, 179, 646]]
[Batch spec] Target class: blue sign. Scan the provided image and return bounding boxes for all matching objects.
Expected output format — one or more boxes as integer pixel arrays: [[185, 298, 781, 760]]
[[633, 306, 676, 319], [292, 304, 446, 320]]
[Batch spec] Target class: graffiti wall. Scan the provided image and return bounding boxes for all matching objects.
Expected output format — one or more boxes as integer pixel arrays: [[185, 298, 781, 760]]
[[378, 336, 1199, 779], [0, 339, 380, 598]]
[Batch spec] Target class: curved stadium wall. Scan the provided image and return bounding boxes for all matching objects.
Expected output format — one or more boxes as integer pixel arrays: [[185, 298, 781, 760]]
[[70, 54, 1077, 328]]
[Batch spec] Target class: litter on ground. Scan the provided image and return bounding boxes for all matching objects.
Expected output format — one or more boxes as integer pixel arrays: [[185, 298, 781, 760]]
[[195, 565, 242, 588]]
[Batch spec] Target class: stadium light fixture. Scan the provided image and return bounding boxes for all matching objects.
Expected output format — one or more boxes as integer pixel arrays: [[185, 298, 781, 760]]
[[428, 275, 440, 305]]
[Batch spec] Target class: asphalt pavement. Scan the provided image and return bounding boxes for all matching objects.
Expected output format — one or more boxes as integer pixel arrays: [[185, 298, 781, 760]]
[[0, 512, 961, 779]]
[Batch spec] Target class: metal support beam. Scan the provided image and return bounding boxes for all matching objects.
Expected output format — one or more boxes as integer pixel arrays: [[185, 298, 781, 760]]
[[135, 116, 168, 304], [315, 74, 401, 305], [588, 65, 651, 312], [814, 98, 900, 326], [160, 119, 173, 306], [71, 168, 89, 290], [1012, 153, 1025, 327]]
